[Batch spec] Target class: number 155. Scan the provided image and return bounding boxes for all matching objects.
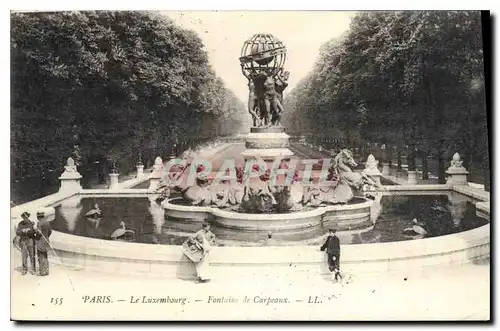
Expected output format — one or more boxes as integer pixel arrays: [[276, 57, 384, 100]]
[[50, 297, 63, 305]]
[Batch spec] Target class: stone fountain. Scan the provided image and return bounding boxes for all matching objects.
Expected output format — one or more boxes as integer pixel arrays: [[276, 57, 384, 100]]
[[158, 33, 385, 235]]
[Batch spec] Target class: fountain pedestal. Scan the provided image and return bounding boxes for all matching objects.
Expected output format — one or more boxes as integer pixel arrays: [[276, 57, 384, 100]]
[[407, 171, 418, 184], [382, 163, 390, 175], [109, 173, 119, 189], [136, 164, 144, 178], [149, 156, 164, 190], [241, 126, 294, 163], [446, 153, 469, 185], [58, 157, 82, 194], [363, 154, 381, 186], [446, 167, 469, 185]]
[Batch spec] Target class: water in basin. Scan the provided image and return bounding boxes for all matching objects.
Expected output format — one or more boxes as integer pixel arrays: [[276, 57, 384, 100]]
[[50, 193, 488, 247]]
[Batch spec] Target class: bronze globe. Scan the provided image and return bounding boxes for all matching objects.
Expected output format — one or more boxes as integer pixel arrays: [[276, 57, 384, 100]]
[[239, 33, 287, 79]]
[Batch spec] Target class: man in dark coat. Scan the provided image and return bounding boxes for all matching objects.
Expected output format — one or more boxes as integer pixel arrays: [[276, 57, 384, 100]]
[[16, 212, 37, 275], [320, 228, 341, 281], [34, 211, 52, 276]]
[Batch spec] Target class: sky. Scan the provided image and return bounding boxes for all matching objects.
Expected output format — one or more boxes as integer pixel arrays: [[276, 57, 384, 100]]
[[165, 11, 355, 103]]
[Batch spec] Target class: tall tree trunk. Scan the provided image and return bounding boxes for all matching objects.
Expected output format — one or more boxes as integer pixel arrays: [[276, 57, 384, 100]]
[[387, 143, 393, 168], [483, 153, 490, 192], [421, 150, 429, 180], [438, 152, 446, 184], [397, 151, 402, 171], [408, 148, 416, 171]]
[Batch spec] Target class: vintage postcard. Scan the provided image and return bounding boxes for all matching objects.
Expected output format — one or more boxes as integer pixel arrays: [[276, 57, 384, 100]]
[[10, 10, 490, 321]]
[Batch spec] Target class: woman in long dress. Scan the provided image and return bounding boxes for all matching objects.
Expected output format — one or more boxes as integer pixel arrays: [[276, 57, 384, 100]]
[[193, 222, 216, 283]]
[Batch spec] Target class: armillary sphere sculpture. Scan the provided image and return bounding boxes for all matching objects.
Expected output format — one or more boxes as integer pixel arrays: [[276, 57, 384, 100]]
[[240, 33, 289, 128]]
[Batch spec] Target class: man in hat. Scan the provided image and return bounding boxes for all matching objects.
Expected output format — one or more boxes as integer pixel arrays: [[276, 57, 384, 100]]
[[15, 212, 37, 275], [34, 211, 52, 276], [320, 228, 341, 282]]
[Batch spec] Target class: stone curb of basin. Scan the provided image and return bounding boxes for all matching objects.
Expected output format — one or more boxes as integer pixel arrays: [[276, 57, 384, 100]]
[[162, 199, 374, 219], [41, 222, 489, 279], [162, 197, 373, 232]]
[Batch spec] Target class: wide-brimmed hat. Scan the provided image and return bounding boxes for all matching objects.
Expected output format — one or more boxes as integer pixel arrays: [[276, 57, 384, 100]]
[[21, 212, 30, 219], [37, 211, 45, 217]]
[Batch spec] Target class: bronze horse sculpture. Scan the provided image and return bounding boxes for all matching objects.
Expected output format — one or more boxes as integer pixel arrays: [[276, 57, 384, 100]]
[[303, 149, 380, 205]]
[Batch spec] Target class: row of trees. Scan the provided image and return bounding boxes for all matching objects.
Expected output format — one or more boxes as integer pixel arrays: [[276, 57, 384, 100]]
[[11, 11, 247, 202], [283, 11, 489, 188]]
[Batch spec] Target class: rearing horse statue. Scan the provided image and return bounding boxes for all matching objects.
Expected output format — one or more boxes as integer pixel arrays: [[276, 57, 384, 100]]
[[303, 149, 380, 205], [158, 149, 245, 207]]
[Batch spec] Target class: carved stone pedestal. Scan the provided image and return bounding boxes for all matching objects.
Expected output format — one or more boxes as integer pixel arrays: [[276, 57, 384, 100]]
[[241, 126, 294, 163], [58, 157, 82, 194], [407, 171, 418, 184], [109, 173, 119, 189], [136, 164, 144, 178], [363, 154, 381, 186], [149, 156, 164, 190], [382, 163, 390, 175], [446, 153, 469, 185]]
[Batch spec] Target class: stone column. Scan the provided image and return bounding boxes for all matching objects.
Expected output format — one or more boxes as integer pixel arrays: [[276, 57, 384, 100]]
[[58, 157, 82, 194], [109, 172, 120, 189], [362, 154, 381, 187], [382, 163, 390, 176], [136, 163, 144, 178], [149, 156, 164, 190], [407, 171, 418, 184], [446, 153, 469, 185]]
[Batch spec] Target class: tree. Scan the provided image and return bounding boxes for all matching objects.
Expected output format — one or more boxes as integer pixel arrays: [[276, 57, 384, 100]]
[[284, 11, 488, 184], [11, 11, 246, 202]]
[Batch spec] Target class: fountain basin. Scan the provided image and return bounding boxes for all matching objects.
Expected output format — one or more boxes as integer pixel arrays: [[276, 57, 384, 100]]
[[162, 197, 374, 232], [36, 223, 490, 279], [11, 188, 490, 279]]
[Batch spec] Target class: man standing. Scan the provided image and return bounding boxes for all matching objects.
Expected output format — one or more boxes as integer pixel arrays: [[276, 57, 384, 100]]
[[15, 212, 36, 275], [34, 211, 52, 276], [320, 228, 341, 282]]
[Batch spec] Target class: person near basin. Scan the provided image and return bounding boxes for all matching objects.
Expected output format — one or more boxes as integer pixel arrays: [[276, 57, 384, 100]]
[[184, 221, 216, 283], [15, 212, 37, 275], [34, 211, 52, 276], [320, 228, 341, 282]]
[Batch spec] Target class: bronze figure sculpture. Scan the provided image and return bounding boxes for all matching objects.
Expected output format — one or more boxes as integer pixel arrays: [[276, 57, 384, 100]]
[[240, 34, 288, 128]]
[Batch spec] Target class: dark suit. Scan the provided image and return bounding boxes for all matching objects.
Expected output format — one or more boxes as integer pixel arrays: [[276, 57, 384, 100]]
[[35, 219, 52, 275], [320, 235, 341, 273], [16, 220, 37, 273]]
